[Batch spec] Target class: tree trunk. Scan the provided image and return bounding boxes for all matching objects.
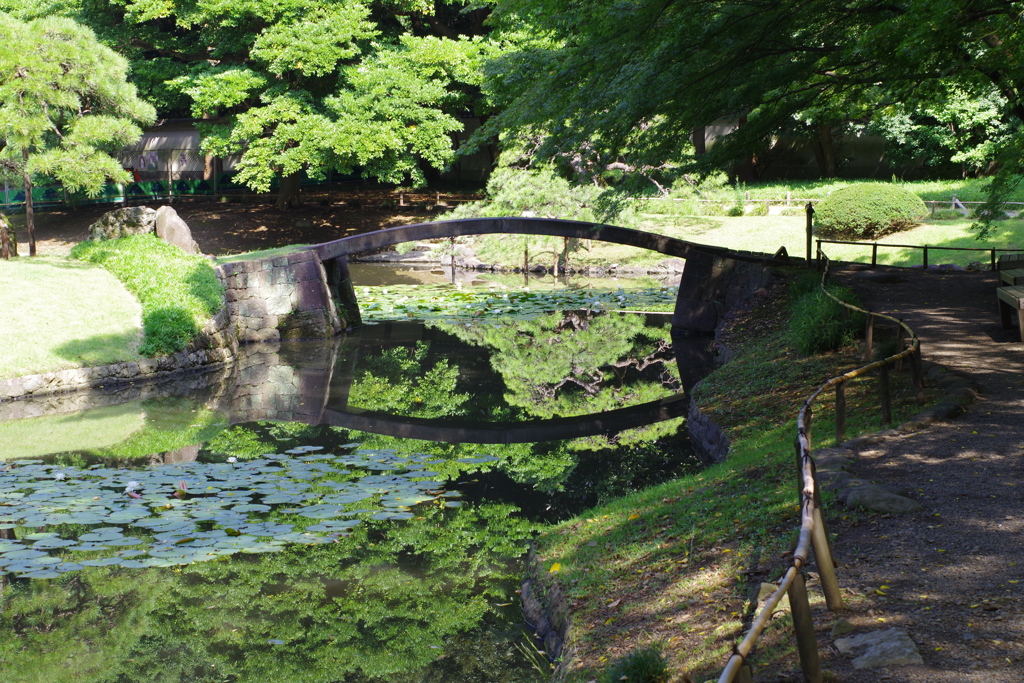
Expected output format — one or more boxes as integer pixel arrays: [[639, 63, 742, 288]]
[[276, 171, 302, 210], [813, 123, 838, 177], [0, 212, 11, 260], [23, 150, 35, 257], [202, 113, 216, 182], [692, 127, 707, 156]]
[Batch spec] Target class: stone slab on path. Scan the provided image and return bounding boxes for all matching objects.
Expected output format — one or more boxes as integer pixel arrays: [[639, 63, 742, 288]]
[[835, 628, 924, 669]]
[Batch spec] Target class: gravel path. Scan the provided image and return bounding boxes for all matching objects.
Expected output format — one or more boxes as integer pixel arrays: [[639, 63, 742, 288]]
[[823, 266, 1024, 681]]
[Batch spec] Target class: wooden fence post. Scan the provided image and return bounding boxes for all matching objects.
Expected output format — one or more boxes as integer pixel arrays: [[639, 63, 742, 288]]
[[864, 314, 874, 362], [805, 202, 814, 265], [879, 363, 892, 424], [922, 246, 929, 270], [811, 505, 843, 611], [809, 461, 843, 611], [911, 344, 925, 404], [895, 324, 906, 371], [788, 570, 824, 683], [871, 243, 878, 268], [835, 382, 846, 443]]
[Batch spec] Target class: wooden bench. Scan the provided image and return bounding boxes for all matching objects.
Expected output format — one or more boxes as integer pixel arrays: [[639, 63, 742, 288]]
[[997, 285, 1024, 341], [999, 268, 1024, 286], [998, 254, 1024, 270]]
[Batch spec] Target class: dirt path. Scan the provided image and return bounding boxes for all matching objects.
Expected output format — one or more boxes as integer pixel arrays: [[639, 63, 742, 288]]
[[3, 186, 462, 257], [825, 266, 1024, 681]]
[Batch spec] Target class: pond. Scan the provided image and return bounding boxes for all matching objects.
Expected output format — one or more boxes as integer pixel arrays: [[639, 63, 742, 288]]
[[0, 272, 712, 682]]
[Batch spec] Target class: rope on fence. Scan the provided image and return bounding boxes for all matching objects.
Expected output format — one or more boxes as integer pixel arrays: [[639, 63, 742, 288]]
[[716, 253, 921, 683]]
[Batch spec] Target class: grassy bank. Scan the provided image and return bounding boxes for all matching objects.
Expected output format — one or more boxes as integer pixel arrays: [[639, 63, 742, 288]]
[[529, 274, 938, 682], [2, 235, 225, 381], [71, 235, 224, 356], [0, 258, 144, 379]]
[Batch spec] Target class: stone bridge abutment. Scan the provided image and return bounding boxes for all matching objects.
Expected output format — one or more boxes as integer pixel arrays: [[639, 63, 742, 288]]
[[215, 217, 791, 343]]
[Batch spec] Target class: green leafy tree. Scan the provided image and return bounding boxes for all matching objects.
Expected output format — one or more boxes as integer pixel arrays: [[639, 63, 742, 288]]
[[0, 14, 155, 256], [868, 83, 1012, 178], [480, 0, 1024, 214], [44, 0, 495, 209]]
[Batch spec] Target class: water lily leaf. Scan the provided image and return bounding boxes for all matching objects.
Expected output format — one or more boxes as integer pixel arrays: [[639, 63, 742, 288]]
[[295, 505, 346, 520], [383, 495, 434, 507], [232, 504, 271, 513], [305, 520, 361, 532], [78, 531, 123, 542], [117, 559, 153, 568], [79, 557, 124, 567], [31, 538, 78, 549], [371, 511, 415, 521], [69, 543, 110, 552], [103, 537, 144, 546], [17, 570, 62, 579], [320, 493, 373, 505], [5, 557, 59, 573], [2, 549, 49, 561], [240, 544, 285, 553]]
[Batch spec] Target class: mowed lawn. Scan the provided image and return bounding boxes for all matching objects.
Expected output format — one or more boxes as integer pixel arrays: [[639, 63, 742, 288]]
[[1, 258, 144, 379], [638, 210, 1024, 268]]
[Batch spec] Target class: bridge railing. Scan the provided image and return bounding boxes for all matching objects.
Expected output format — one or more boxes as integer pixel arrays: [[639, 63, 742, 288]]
[[717, 253, 922, 683]]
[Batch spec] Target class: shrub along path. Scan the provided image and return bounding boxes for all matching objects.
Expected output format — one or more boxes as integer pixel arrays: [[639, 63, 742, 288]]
[[824, 265, 1024, 681]]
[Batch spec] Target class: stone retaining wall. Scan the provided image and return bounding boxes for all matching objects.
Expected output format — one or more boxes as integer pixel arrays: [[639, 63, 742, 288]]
[[672, 249, 777, 333], [687, 389, 732, 464], [216, 250, 346, 344]]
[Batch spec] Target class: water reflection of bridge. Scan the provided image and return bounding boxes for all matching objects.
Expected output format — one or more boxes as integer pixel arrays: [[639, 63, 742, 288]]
[[221, 320, 711, 444], [0, 319, 712, 459]]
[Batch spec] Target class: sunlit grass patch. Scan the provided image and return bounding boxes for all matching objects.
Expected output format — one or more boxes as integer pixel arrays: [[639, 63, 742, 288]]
[[0, 257, 144, 379]]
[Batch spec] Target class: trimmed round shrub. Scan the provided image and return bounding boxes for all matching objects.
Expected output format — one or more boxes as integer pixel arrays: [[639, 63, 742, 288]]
[[814, 184, 927, 240]]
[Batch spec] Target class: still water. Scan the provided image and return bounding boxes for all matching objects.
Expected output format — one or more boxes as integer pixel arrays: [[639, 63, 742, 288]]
[[0, 272, 710, 683]]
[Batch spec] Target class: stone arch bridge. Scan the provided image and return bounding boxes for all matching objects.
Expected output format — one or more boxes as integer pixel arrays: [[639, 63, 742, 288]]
[[214, 217, 792, 343]]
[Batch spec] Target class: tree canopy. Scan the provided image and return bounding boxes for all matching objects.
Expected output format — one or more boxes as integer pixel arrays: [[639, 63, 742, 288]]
[[25, 0, 497, 208], [0, 13, 155, 255], [480, 0, 1024, 199]]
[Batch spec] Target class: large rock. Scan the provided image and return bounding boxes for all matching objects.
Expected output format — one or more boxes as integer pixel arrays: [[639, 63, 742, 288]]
[[844, 485, 924, 513], [155, 206, 202, 255], [835, 628, 924, 669], [88, 206, 157, 240]]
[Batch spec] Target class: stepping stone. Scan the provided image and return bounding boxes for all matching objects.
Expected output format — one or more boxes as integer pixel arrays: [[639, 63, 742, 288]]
[[844, 485, 924, 513], [835, 628, 924, 669]]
